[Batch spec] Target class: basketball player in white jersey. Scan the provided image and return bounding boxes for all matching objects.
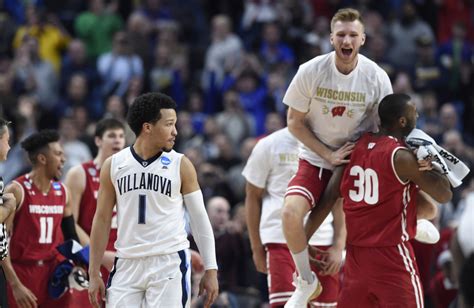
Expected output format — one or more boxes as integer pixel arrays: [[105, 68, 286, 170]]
[[243, 127, 345, 308], [281, 8, 439, 307], [88, 93, 219, 308]]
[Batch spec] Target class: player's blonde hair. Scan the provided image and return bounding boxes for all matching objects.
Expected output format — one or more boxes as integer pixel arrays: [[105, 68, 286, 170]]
[[330, 8, 364, 32]]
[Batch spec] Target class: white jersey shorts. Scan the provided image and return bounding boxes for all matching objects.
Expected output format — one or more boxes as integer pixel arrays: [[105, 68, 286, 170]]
[[106, 249, 191, 308]]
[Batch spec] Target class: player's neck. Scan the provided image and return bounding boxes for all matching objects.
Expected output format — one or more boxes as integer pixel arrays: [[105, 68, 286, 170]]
[[335, 56, 358, 75], [94, 152, 106, 169], [28, 170, 52, 193], [133, 139, 162, 160], [379, 128, 404, 140]]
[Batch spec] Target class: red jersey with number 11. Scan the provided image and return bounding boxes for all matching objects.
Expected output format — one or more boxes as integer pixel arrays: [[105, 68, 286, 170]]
[[340, 133, 418, 247], [10, 174, 66, 262]]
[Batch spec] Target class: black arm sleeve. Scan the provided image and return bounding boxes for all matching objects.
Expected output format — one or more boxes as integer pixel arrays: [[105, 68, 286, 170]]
[[61, 215, 79, 242]]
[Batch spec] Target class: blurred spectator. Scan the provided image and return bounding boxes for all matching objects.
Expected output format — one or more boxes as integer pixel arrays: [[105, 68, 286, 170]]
[[428, 250, 458, 308], [97, 31, 144, 102], [215, 90, 254, 148], [12, 5, 70, 72], [198, 162, 236, 205], [204, 196, 247, 293], [60, 39, 99, 99], [0, 73, 17, 120], [265, 69, 288, 114], [126, 12, 153, 74], [304, 16, 332, 56], [136, 0, 174, 27], [363, 34, 396, 80], [56, 73, 89, 117], [259, 22, 295, 71], [123, 76, 144, 109], [392, 71, 422, 110], [12, 35, 59, 115], [439, 103, 461, 134], [437, 21, 473, 102], [227, 137, 257, 203], [0, 8, 17, 58], [149, 43, 185, 107], [202, 14, 243, 92], [175, 111, 197, 153], [241, 0, 280, 50], [187, 88, 208, 134], [58, 115, 92, 178], [74, 0, 123, 59], [437, 0, 474, 44], [262, 111, 284, 137], [387, 0, 435, 70], [417, 91, 442, 137], [222, 54, 268, 135], [412, 36, 443, 93], [209, 133, 241, 170], [103, 95, 135, 145]]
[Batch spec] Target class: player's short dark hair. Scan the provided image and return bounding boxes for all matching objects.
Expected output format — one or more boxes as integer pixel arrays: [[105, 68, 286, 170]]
[[21, 129, 60, 164], [95, 118, 125, 138], [0, 118, 11, 137], [127, 92, 177, 136], [378, 93, 412, 129]]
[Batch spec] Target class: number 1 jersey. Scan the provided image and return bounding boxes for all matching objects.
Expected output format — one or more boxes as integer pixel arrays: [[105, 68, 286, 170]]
[[110, 147, 189, 258], [340, 133, 418, 247], [10, 174, 66, 262]]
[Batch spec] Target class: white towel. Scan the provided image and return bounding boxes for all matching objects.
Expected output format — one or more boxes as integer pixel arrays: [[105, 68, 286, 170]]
[[406, 128, 470, 188]]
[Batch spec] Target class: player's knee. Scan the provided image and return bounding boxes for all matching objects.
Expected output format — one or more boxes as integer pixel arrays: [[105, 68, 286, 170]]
[[282, 197, 308, 227]]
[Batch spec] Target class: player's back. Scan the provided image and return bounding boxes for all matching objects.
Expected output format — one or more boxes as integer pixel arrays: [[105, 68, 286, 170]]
[[110, 147, 189, 258], [10, 174, 66, 261], [340, 133, 417, 247]]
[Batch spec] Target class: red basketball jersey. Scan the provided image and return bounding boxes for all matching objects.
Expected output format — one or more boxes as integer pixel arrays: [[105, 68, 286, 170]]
[[340, 133, 418, 247], [10, 174, 66, 262], [78, 161, 117, 251]]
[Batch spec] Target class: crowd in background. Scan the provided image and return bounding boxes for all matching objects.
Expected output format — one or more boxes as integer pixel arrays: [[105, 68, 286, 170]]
[[0, 0, 473, 307]]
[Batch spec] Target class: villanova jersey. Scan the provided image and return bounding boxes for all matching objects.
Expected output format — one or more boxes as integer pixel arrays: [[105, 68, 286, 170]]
[[110, 147, 189, 258], [340, 133, 418, 247], [78, 161, 117, 251], [10, 174, 66, 261]]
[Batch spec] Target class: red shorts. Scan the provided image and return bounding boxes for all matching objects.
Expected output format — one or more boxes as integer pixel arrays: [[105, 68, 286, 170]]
[[285, 159, 332, 208], [8, 258, 71, 308], [266, 243, 339, 307], [338, 243, 424, 308]]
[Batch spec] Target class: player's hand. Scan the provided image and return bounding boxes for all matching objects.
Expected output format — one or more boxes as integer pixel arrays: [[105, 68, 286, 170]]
[[88, 274, 105, 308], [328, 142, 355, 166], [11, 282, 37, 308], [252, 245, 267, 274], [308, 246, 328, 271], [319, 246, 343, 276], [199, 269, 219, 308]]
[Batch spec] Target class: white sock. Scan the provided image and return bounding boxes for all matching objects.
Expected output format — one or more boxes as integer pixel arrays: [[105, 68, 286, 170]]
[[291, 248, 314, 283]]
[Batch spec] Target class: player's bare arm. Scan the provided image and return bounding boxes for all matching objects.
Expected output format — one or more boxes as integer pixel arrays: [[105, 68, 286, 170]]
[[88, 157, 115, 308], [2, 182, 38, 308], [416, 190, 438, 221], [0, 193, 15, 223], [244, 181, 267, 273], [180, 156, 219, 308], [287, 107, 354, 166], [64, 165, 90, 245], [305, 165, 344, 241], [394, 149, 452, 203]]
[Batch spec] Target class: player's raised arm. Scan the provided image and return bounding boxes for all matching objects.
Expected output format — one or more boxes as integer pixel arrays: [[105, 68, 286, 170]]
[[180, 156, 218, 308], [88, 157, 116, 307]]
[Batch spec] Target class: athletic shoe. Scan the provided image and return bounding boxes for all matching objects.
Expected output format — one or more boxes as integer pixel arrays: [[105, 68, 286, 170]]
[[415, 219, 440, 244], [284, 272, 323, 308]]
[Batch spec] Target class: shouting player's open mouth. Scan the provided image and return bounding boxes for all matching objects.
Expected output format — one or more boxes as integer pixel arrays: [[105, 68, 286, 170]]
[[341, 48, 353, 57]]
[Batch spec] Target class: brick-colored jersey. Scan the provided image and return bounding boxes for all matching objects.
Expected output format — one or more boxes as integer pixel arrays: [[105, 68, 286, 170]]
[[78, 161, 117, 251], [340, 133, 418, 247], [10, 174, 66, 261]]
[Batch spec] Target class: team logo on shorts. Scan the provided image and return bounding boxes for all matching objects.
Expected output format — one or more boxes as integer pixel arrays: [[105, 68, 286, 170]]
[[161, 156, 171, 166], [88, 168, 97, 177]]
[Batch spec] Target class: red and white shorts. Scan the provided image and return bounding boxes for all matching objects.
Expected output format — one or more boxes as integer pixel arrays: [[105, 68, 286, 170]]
[[266, 243, 339, 307], [338, 243, 424, 308], [285, 159, 332, 209]]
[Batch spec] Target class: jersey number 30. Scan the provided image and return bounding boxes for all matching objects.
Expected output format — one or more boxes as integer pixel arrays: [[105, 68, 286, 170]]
[[349, 166, 379, 205]]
